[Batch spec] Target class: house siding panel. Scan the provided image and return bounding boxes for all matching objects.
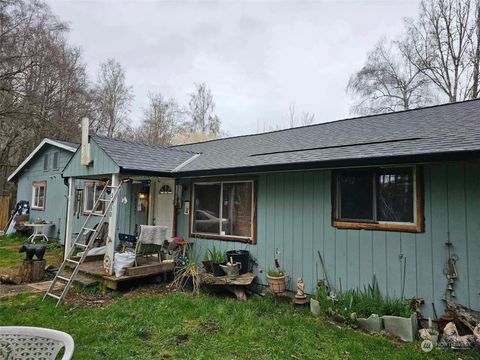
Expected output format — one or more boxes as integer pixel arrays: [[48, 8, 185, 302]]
[[15, 145, 73, 243], [177, 160, 480, 316]]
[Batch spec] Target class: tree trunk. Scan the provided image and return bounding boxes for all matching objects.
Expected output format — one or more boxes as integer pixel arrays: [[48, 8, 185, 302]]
[[19, 260, 46, 283], [446, 300, 480, 333]]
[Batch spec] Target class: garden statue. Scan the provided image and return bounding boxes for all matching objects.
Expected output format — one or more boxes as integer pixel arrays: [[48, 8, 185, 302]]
[[294, 277, 307, 305]]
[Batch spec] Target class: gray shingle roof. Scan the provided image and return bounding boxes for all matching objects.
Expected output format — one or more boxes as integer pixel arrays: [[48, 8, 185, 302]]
[[92, 135, 198, 174], [172, 100, 480, 174]]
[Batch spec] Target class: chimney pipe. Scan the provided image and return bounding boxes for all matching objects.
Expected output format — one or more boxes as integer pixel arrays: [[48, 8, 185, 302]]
[[80, 117, 91, 166]]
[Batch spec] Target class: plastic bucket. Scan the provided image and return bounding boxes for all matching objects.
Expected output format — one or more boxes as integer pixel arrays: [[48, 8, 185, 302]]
[[226, 250, 250, 274]]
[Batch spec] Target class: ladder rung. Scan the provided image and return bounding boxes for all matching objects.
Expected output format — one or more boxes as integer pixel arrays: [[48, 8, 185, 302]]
[[46, 293, 61, 300], [90, 212, 104, 216], [106, 185, 120, 189], [75, 243, 88, 248], [57, 275, 70, 282], [83, 228, 96, 232], [66, 259, 79, 265], [98, 199, 110, 202]]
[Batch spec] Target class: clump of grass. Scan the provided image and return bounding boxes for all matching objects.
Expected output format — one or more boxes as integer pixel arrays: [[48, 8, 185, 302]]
[[314, 279, 413, 322], [172, 245, 201, 295], [207, 247, 225, 264]]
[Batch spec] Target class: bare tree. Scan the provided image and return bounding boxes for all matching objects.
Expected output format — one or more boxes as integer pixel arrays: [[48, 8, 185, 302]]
[[92, 58, 133, 137], [405, 0, 476, 102], [287, 101, 315, 127], [0, 0, 90, 191], [348, 38, 433, 114], [186, 82, 220, 135], [135, 92, 184, 146]]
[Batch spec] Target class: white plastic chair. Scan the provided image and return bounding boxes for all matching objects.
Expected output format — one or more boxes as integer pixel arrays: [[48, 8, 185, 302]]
[[0, 326, 74, 360]]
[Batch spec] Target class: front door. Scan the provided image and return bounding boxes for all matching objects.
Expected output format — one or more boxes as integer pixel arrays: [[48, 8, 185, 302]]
[[153, 179, 175, 239]]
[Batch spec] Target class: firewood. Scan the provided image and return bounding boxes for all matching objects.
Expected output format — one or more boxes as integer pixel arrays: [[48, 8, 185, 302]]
[[446, 300, 480, 333]]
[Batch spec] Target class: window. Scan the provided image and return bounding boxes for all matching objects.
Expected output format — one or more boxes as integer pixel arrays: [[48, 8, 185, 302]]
[[43, 154, 49, 171], [52, 151, 59, 170], [159, 184, 172, 194], [32, 181, 46, 210], [84, 181, 105, 214], [333, 166, 423, 232], [191, 180, 255, 242]]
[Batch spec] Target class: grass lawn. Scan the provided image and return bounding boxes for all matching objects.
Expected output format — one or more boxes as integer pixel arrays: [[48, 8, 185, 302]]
[[0, 288, 477, 360], [0, 235, 64, 276]]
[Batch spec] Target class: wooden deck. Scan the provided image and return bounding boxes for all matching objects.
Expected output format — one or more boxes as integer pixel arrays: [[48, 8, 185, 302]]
[[67, 255, 175, 289]]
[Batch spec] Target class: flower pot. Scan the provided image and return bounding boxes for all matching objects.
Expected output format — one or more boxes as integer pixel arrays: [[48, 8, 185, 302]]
[[310, 298, 321, 316], [266, 274, 286, 293], [383, 314, 417, 342], [202, 260, 213, 273], [212, 262, 226, 277], [357, 314, 384, 333]]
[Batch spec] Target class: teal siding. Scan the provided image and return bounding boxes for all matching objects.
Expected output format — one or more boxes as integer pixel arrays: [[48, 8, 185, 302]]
[[63, 138, 119, 178], [15, 145, 74, 243], [71, 180, 147, 247], [176, 161, 480, 316]]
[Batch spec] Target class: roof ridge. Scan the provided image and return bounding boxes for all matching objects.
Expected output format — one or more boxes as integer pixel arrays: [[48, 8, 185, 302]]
[[91, 134, 198, 154], [171, 99, 480, 148]]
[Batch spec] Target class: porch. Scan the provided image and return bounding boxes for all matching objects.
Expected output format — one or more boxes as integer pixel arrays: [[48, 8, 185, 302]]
[[66, 254, 175, 289], [63, 173, 178, 280]]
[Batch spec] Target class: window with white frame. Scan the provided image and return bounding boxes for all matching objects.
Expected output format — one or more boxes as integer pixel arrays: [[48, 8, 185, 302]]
[[32, 181, 46, 210], [191, 180, 255, 242], [84, 181, 105, 213]]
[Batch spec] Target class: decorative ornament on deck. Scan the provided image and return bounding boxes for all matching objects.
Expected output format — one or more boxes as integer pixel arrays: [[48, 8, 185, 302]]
[[293, 277, 308, 305]]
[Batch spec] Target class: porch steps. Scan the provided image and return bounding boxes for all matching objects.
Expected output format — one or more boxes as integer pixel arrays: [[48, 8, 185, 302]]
[[43, 179, 124, 306]]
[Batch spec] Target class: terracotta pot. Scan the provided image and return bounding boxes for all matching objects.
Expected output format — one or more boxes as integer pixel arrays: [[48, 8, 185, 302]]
[[266, 274, 286, 293]]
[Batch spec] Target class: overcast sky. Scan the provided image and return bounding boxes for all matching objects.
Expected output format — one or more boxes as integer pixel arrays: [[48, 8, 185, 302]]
[[47, 0, 420, 137]]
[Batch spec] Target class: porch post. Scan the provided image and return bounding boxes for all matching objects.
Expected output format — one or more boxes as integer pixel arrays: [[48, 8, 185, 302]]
[[104, 173, 119, 276], [64, 177, 75, 260]]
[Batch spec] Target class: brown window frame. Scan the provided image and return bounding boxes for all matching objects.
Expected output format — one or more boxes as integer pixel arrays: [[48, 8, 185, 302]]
[[332, 166, 424, 233], [31, 181, 47, 211], [189, 179, 257, 244]]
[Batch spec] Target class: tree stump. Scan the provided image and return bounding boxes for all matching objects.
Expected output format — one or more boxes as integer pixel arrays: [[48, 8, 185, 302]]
[[19, 260, 46, 283]]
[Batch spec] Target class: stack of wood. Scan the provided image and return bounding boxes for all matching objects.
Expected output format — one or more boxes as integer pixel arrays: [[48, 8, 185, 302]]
[[438, 300, 480, 349]]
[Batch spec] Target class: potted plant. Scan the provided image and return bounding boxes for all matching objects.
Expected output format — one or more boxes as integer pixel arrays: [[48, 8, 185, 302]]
[[208, 247, 226, 276], [202, 251, 213, 273], [266, 259, 286, 294]]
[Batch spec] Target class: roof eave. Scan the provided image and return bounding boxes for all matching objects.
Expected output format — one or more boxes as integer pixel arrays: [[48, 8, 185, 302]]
[[172, 149, 480, 178], [8, 138, 78, 182]]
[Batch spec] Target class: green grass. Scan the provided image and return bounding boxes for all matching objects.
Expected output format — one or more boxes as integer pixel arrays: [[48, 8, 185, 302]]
[[0, 291, 476, 360], [0, 235, 64, 273]]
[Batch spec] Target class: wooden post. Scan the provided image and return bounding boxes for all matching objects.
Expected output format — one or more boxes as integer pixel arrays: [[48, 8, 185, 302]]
[[64, 177, 75, 260], [19, 260, 46, 283], [104, 173, 119, 276]]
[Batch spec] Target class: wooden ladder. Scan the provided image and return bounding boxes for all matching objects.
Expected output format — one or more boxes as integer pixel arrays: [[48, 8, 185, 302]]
[[43, 180, 124, 306]]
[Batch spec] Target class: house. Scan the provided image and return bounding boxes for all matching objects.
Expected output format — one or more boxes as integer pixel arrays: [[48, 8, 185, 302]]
[[62, 100, 480, 316], [7, 139, 79, 242]]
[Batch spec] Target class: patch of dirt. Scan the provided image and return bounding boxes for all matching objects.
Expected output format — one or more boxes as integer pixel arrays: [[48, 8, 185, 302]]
[[64, 291, 114, 308], [200, 319, 219, 334], [175, 334, 189, 345]]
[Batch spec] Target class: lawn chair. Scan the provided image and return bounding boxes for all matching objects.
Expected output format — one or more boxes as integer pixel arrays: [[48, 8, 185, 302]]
[[0, 326, 74, 360], [134, 225, 168, 266]]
